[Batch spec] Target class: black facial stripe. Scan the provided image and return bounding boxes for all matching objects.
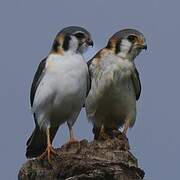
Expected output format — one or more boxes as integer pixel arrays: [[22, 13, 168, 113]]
[[128, 45, 133, 54], [106, 41, 112, 49], [52, 40, 60, 52], [115, 40, 121, 54], [62, 35, 71, 51]]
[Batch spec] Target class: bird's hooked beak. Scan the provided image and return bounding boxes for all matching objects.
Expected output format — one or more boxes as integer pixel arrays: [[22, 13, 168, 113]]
[[142, 44, 147, 50], [137, 36, 147, 50], [87, 39, 94, 47], [137, 43, 147, 51]]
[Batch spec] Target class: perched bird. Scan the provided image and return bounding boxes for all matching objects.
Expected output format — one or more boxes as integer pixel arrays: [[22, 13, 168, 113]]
[[26, 26, 93, 162], [85, 29, 147, 139]]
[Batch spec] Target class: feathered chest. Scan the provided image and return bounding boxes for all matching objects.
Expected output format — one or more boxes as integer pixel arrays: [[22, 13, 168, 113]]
[[43, 54, 88, 92], [92, 56, 134, 85], [46, 54, 86, 75]]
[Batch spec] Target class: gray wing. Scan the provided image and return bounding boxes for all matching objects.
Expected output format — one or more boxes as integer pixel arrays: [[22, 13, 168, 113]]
[[82, 59, 92, 108], [86, 58, 93, 96], [131, 67, 141, 100], [86, 50, 102, 95], [30, 58, 47, 107]]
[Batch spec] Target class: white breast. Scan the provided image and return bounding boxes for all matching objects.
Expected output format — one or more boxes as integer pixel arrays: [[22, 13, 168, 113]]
[[33, 53, 88, 128]]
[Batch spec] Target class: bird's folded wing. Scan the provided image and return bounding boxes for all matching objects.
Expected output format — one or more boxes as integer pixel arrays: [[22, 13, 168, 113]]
[[131, 67, 141, 100], [82, 59, 92, 108], [86, 58, 93, 96], [30, 58, 47, 107]]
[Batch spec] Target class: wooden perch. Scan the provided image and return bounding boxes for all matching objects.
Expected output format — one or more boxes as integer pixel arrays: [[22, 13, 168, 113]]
[[18, 132, 144, 180]]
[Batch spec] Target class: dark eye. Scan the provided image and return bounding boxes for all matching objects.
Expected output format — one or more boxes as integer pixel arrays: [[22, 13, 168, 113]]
[[127, 35, 138, 42], [74, 32, 85, 39]]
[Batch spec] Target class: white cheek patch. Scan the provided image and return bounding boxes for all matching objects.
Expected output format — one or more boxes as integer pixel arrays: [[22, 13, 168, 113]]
[[69, 36, 79, 52], [117, 39, 132, 58], [120, 39, 132, 52]]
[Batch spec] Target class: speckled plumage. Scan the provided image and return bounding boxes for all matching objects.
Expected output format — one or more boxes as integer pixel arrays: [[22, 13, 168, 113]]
[[85, 28, 147, 138]]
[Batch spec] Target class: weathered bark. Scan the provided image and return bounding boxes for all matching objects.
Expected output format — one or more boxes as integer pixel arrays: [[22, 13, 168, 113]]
[[18, 133, 144, 180]]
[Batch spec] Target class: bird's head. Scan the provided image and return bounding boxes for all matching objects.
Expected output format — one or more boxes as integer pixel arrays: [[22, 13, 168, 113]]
[[106, 29, 147, 61], [51, 26, 93, 54]]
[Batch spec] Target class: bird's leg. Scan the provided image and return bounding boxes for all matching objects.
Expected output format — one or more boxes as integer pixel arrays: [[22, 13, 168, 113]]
[[67, 123, 78, 144], [63, 122, 79, 148], [46, 127, 58, 163], [38, 128, 58, 163], [38, 148, 47, 160], [69, 127, 77, 142]]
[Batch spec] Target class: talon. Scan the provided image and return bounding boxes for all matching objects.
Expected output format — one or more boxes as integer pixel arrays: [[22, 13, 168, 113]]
[[37, 145, 58, 164], [47, 145, 58, 163], [38, 150, 47, 160], [37, 127, 58, 164]]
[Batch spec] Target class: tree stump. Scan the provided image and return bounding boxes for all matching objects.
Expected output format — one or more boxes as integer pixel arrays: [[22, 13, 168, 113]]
[[18, 133, 145, 180]]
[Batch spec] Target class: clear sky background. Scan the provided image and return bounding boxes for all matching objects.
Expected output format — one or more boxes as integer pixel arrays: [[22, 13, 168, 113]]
[[0, 0, 179, 179]]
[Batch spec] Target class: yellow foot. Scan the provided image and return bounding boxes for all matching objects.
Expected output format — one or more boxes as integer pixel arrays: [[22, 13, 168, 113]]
[[37, 146, 58, 164], [47, 145, 58, 163]]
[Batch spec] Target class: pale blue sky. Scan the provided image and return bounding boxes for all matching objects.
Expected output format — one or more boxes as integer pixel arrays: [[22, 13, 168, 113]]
[[0, 0, 179, 179]]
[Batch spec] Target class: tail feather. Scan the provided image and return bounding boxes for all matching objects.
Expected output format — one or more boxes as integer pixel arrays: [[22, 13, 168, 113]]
[[26, 126, 46, 158], [26, 126, 59, 158]]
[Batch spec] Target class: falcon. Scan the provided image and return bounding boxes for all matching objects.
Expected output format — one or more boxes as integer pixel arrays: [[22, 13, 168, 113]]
[[26, 26, 93, 163], [85, 29, 147, 139]]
